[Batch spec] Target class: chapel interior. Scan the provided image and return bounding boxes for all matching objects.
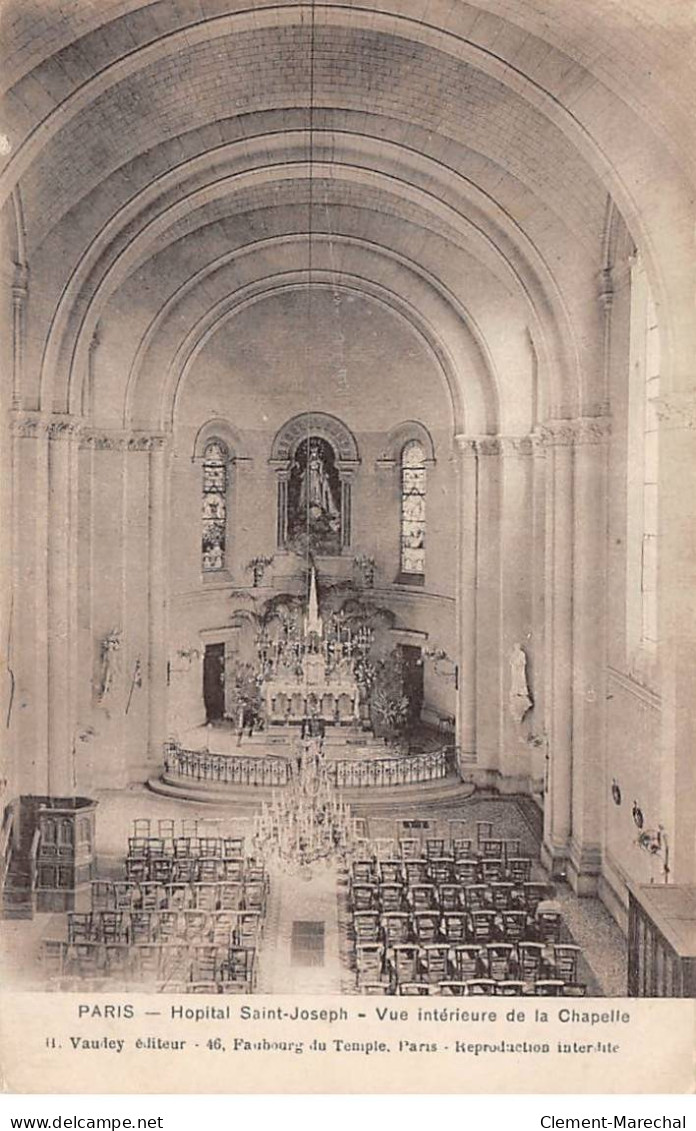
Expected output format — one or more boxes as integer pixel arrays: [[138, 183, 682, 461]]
[[1, 0, 695, 999]]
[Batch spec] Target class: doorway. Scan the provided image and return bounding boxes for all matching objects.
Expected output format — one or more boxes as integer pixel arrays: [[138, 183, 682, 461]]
[[203, 642, 225, 722], [400, 644, 424, 727]]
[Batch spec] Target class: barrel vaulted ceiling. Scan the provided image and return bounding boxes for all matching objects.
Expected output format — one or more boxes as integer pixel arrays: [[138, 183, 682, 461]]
[[1, 0, 694, 430]]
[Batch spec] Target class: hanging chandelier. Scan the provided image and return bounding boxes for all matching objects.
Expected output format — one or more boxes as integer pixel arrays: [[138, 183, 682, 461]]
[[253, 737, 353, 874]]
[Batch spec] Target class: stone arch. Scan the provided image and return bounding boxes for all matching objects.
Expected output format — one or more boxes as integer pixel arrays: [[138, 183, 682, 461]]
[[381, 421, 436, 464], [192, 418, 246, 462], [270, 412, 359, 465]]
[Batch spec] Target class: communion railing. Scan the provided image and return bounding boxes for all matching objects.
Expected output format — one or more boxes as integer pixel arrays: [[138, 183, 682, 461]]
[[162, 743, 447, 789], [163, 742, 291, 788], [326, 748, 447, 789]]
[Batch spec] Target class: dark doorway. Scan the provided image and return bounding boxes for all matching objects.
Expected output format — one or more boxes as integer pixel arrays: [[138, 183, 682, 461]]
[[203, 642, 225, 722], [400, 644, 424, 727]]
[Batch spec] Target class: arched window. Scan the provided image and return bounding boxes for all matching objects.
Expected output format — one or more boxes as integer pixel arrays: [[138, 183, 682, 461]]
[[400, 439, 426, 576], [201, 440, 228, 572]]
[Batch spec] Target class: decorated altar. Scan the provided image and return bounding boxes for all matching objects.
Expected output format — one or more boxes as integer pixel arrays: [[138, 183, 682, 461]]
[[258, 567, 368, 726]]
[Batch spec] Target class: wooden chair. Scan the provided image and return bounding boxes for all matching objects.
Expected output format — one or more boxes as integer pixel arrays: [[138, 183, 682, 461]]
[[126, 857, 148, 883], [437, 884, 462, 913], [218, 882, 244, 911], [419, 944, 449, 985], [129, 911, 155, 944], [193, 883, 218, 912], [113, 881, 137, 912], [485, 942, 514, 980], [198, 857, 222, 884], [359, 982, 388, 995], [352, 883, 378, 912], [173, 858, 198, 884], [132, 819, 151, 838], [533, 979, 564, 996], [476, 821, 493, 849], [220, 857, 244, 883], [552, 943, 581, 982], [351, 860, 376, 885], [560, 982, 587, 996], [496, 980, 526, 996], [452, 838, 474, 860], [181, 909, 210, 941], [223, 837, 245, 858], [149, 857, 174, 885], [210, 911, 239, 948], [390, 943, 419, 987], [167, 882, 193, 910], [243, 881, 267, 914], [381, 911, 411, 947], [411, 911, 440, 945], [507, 858, 533, 885], [480, 839, 504, 860], [157, 818, 176, 841], [480, 859, 505, 883], [428, 858, 454, 886], [518, 941, 545, 981], [98, 911, 126, 943], [174, 837, 193, 858], [223, 947, 255, 991], [441, 912, 467, 944], [463, 884, 491, 911], [237, 911, 262, 948], [91, 880, 114, 912], [500, 910, 528, 942], [68, 912, 94, 943], [160, 944, 191, 983], [407, 884, 438, 912], [146, 837, 166, 859], [397, 982, 429, 995], [450, 944, 481, 982], [356, 943, 384, 987], [454, 859, 480, 886], [378, 883, 405, 913], [104, 942, 131, 980], [503, 839, 522, 863], [403, 859, 429, 887], [425, 838, 446, 859], [157, 910, 181, 943], [191, 945, 220, 983], [465, 978, 497, 995], [373, 838, 396, 861], [188, 981, 219, 994], [490, 882, 514, 910], [399, 837, 421, 861], [439, 981, 470, 996], [65, 941, 103, 978], [353, 911, 381, 945], [467, 909, 496, 944], [523, 882, 549, 914], [536, 909, 563, 944], [132, 943, 162, 981]]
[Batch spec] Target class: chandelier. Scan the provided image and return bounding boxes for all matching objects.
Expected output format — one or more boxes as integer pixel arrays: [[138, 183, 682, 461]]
[[253, 738, 353, 873]]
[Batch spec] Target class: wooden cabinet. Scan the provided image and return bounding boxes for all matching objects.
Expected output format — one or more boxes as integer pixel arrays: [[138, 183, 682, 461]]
[[628, 884, 696, 997]]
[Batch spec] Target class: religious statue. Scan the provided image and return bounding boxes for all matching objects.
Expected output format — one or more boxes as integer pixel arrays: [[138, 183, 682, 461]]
[[98, 628, 122, 703], [298, 443, 339, 523], [287, 436, 342, 554], [509, 642, 533, 724]]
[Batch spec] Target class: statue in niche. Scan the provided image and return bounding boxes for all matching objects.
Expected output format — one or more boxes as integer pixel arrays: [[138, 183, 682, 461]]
[[509, 642, 533, 724], [98, 629, 122, 703], [288, 436, 341, 555]]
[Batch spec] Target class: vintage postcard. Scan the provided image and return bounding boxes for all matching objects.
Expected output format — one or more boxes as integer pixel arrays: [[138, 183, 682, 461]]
[[0, 0, 694, 1096]]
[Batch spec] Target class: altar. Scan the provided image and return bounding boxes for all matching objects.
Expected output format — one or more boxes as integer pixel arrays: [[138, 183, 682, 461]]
[[259, 567, 364, 726]]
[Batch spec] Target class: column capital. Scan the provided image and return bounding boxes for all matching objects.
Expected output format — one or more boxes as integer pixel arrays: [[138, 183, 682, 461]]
[[540, 417, 611, 447], [80, 428, 170, 451], [453, 434, 477, 457], [654, 392, 696, 431]]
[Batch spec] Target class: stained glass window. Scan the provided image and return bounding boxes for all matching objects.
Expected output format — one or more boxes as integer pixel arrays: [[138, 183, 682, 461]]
[[202, 440, 228, 572], [400, 439, 426, 575]]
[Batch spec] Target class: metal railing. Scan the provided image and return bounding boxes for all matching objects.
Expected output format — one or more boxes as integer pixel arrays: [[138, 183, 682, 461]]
[[162, 742, 447, 790]]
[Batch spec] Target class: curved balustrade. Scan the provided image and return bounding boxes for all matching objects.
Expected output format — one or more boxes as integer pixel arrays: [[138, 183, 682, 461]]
[[163, 743, 447, 790], [327, 749, 447, 789], [163, 743, 291, 788]]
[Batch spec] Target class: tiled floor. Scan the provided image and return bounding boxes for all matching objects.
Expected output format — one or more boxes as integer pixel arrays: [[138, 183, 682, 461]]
[[1, 785, 628, 996]]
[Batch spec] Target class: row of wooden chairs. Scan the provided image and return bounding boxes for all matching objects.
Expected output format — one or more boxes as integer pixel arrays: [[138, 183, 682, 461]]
[[42, 939, 257, 991], [131, 818, 231, 840], [352, 905, 560, 948], [361, 980, 587, 997], [355, 940, 582, 989], [128, 836, 247, 861], [92, 879, 267, 914], [70, 908, 263, 947], [350, 880, 550, 917], [352, 829, 524, 864]]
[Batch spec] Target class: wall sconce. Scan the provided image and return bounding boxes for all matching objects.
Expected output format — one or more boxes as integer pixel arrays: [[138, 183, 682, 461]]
[[422, 648, 458, 689], [611, 779, 622, 806]]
